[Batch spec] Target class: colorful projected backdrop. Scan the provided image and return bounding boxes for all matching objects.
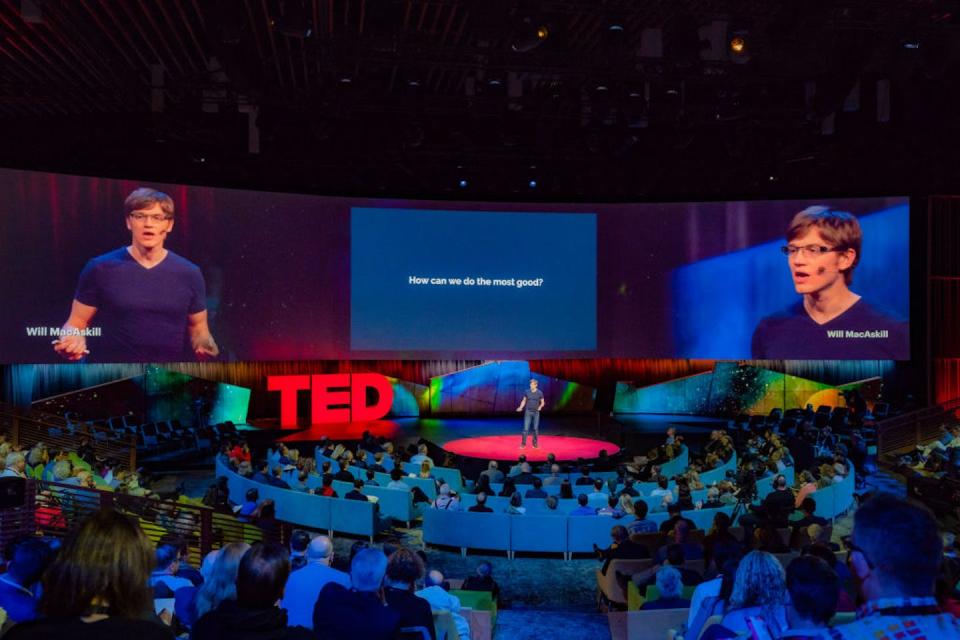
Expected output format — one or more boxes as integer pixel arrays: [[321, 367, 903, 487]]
[[614, 362, 885, 415]]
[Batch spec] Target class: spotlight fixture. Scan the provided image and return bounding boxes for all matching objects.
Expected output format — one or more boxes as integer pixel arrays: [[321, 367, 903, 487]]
[[730, 36, 746, 54], [728, 29, 751, 63], [458, 179, 468, 189], [511, 18, 550, 52]]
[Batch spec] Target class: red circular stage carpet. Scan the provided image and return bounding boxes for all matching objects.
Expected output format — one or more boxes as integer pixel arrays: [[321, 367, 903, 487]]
[[443, 435, 619, 461]]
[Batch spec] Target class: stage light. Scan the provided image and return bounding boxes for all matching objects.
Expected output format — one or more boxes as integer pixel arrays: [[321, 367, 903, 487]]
[[730, 35, 746, 54], [537, 26, 549, 41], [528, 179, 538, 189], [511, 18, 550, 52], [458, 179, 468, 189]]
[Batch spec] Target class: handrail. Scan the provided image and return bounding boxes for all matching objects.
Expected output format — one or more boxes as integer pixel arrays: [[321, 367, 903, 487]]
[[0, 401, 137, 471], [876, 396, 960, 458], [0, 478, 291, 565]]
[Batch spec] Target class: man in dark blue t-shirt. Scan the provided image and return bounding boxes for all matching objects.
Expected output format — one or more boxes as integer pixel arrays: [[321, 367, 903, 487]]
[[751, 206, 908, 359], [53, 187, 218, 362], [516, 378, 545, 448]]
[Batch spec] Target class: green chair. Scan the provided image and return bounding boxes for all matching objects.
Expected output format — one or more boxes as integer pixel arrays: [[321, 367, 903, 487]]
[[449, 589, 497, 628]]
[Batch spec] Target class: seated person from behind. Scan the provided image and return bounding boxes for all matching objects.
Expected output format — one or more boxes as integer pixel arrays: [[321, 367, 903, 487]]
[[461, 560, 501, 604], [345, 479, 369, 501], [628, 499, 659, 535], [575, 466, 594, 486], [569, 493, 597, 516], [513, 462, 536, 485], [334, 460, 355, 482], [416, 570, 471, 640], [382, 548, 436, 640], [524, 476, 548, 499], [597, 494, 624, 517], [149, 543, 194, 596], [312, 548, 402, 640], [504, 491, 526, 515], [656, 520, 704, 563], [640, 566, 691, 610], [0, 538, 53, 623], [587, 479, 607, 502], [594, 525, 650, 575], [432, 483, 460, 510], [781, 555, 840, 639], [318, 474, 338, 498], [468, 492, 494, 512], [751, 206, 908, 359], [630, 543, 703, 590], [659, 503, 696, 534]]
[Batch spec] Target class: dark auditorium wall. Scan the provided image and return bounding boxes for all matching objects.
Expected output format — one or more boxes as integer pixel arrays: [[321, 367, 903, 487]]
[[929, 197, 960, 405]]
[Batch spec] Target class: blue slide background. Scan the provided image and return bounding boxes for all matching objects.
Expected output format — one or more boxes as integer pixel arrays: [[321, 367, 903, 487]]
[[672, 203, 910, 359], [351, 208, 596, 352]]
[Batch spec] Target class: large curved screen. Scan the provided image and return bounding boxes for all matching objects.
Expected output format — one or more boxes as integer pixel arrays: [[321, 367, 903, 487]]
[[0, 169, 909, 362]]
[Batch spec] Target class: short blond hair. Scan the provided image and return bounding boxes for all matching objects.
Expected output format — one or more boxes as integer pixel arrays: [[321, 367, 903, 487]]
[[787, 206, 862, 284]]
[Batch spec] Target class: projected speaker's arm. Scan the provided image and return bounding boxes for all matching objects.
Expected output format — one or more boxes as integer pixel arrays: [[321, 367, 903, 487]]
[[52, 299, 96, 360], [188, 310, 220, 358]]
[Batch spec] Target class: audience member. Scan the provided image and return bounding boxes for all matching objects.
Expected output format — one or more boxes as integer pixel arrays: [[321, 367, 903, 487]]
[[559, 480, 574, 499], [387, 468, 409, 491], [597, 494, 624, 517], [781, 555, 839, 639], [288, 530, 311, 572], [313, 548, 402, 640], [479, 461, 504, 485], [150, 543, 194, 596], [461, 561, 500, 604], [575, 466, 594, 486], [505, 491, 526, 515], [410, 445, 433, 467], [5, 510, 173, 640], [594, 525, 650, 575], [569, 494, 596, 516], [383, 548, 436, 640], [416, 570, 471, 640], [432, 483, 460, 510], [345, 479, 368, 501], [717, 550, 789, 636], [281, 536, 349, 630], [587, 479, 607, 502], [192, 543, 312, 640], [831, 493, 959, 638], [498, 477, 517, 498], [192, 543, 251, 623], [513, 462, 535, 485], [791, 497, 828, 532], [656, 521, 704, 563], [686, 548, 743, 639], [318, 475, 338, 498], [641, 566, 691, 610], [0, 538, 53, 623], [659, 503, 696, 534], [524, 476, 548, 499], [542, 464, 562, 487], [333, 460, 354, 483], [627, 499, 658, 535], [468, 492, 493, 513]]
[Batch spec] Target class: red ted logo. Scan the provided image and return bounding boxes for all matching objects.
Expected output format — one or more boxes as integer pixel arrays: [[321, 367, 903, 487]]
[[267, 373, 394, 427]]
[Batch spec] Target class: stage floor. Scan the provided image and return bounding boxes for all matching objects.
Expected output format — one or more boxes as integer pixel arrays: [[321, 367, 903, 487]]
[[260, 413, 728, 464], [443, 435, 619, 461]]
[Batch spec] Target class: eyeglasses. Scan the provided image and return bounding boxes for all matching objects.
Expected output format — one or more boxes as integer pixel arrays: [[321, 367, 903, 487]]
[[128, 212, 171, 223], [780, 244, 846, 258], [780, 244, 843, 258], [842, 536, 875, 569]]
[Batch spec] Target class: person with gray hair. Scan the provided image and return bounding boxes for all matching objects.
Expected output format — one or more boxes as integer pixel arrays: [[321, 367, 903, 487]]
[[2, 451, 26, 478], [640, 566, 691, 610], [312, 548, 401, 640], [416, 569, 472, 640], [479, 460, 503, 485], [542, 463, 563, 487], [281, 535, 348, 629], [52, 460, 72, 482]]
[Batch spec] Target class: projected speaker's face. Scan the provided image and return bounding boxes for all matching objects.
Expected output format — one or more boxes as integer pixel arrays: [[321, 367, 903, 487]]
[[787, 228, 854, 296], [125, 202, 174, 250]]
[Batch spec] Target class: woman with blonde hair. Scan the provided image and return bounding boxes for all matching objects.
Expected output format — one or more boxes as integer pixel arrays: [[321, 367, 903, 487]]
[[719, 550, 788, 635], [192, 542, 251, 620], [617, 493, 636, 516]]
